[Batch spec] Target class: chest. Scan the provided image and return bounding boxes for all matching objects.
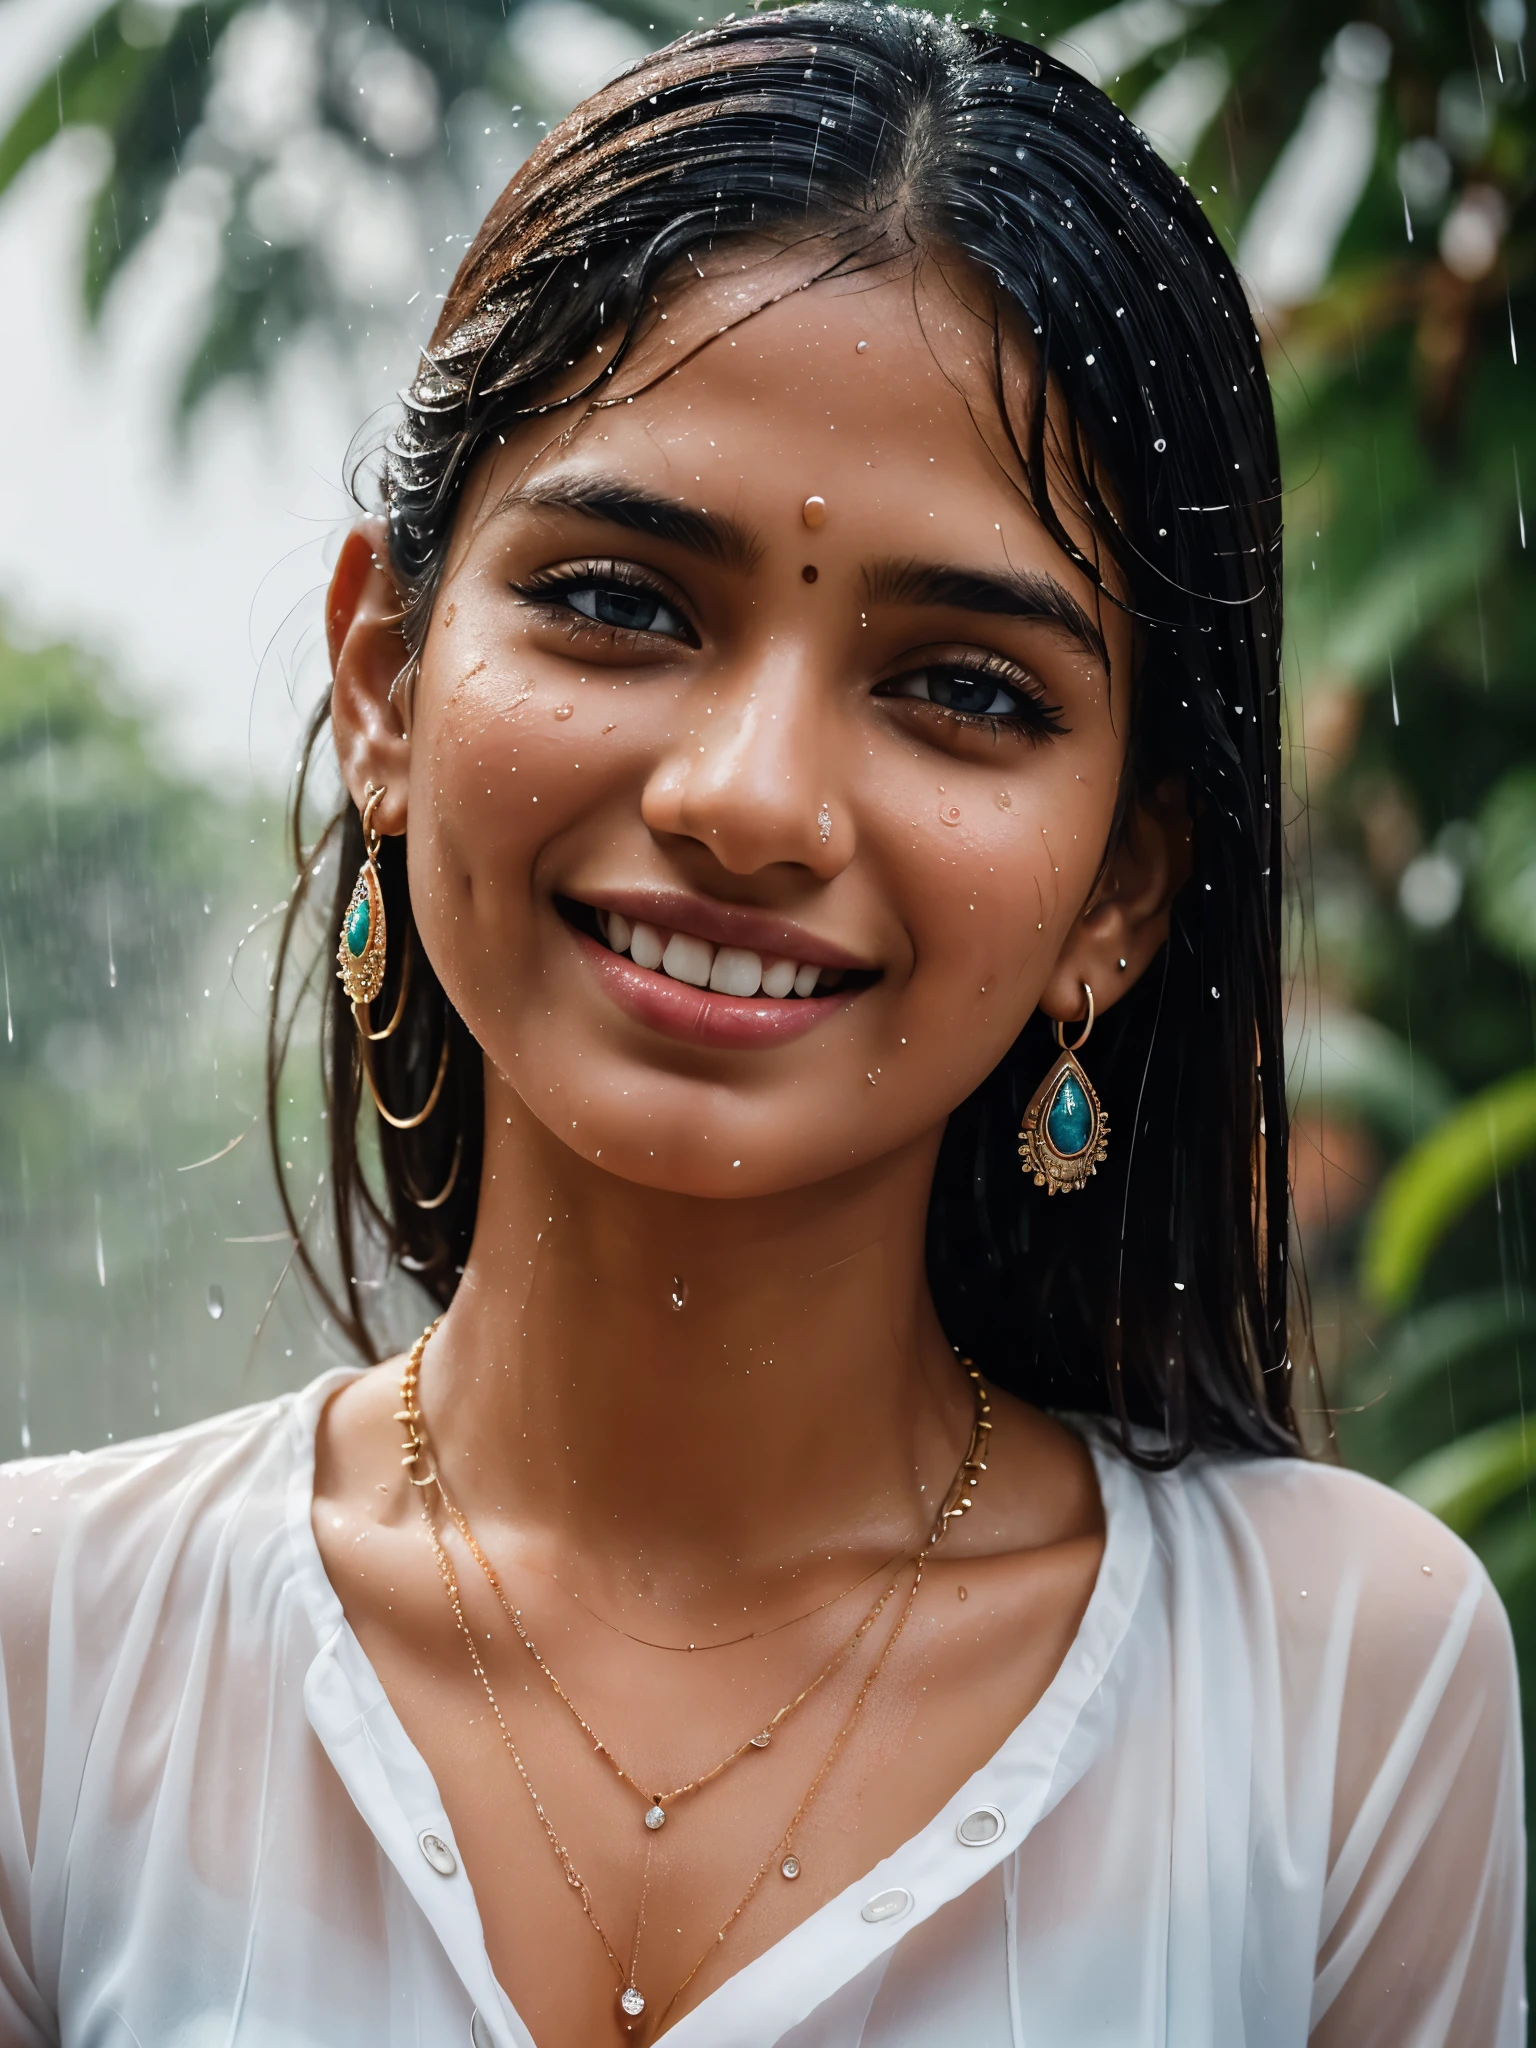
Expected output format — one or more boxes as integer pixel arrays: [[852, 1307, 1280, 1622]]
[[315, 1519, 1101, 2046]]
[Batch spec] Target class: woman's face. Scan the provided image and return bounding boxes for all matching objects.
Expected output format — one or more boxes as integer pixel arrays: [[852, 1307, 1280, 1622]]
[[335, 258, 1171, 1199]]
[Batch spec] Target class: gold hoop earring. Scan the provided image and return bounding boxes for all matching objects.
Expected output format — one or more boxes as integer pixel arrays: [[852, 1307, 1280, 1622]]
[[401, 1133, 463, 1211], [339, 784, 450, 1131], [358, 1028, 450, 1132], [337, 785, 388, 1006], [1018, 982, 1110, 1194]]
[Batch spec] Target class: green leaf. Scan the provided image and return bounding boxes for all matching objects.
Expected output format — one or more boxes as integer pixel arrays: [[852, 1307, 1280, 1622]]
[[1285, 1007, 1454, 1149], [1473, 767, 1536, 967], [1394, 1417, 1536, 1539], [1348, 1289, 1536, 1410], [1291, 492, 1502, 698], [1361, 1070, 1536, 1309]]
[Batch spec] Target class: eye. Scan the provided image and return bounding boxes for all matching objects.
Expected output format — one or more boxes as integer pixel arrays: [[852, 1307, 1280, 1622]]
[[567, 582, 691, 639], [517, 562, 697, 646], [876, 658, 1067, 737]]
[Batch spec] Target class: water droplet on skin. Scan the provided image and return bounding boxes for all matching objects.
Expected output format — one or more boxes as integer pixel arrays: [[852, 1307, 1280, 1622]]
[[442, 602, 456, 626], [801, 496, 827, 529], [554, 703, 574, 720], [671, 1281, 688, 1311], [940, 805, 962, 826], [206, 1286, 225, 1321], [994, 789, 1013, 811], [957, 1585, 968, 1601], [855, 340, 868, 353]]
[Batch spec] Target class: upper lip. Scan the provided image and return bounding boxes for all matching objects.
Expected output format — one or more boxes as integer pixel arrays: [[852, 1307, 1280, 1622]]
[[573, 888, 877, 972]]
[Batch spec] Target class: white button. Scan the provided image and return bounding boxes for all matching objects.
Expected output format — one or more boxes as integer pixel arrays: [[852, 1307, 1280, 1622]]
[[956, 1805, 1006, 1847], [470, 2012, 494, 2048], [860, 1886, 913, 1924], [418, 1829, 457, 1876]]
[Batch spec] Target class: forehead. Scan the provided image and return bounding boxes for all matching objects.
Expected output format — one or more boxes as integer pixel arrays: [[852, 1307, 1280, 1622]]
[[463, 262, 1120, 618]]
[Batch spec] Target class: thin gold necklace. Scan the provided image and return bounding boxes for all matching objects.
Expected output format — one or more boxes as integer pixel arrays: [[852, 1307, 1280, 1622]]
[[399, 1323, 992, 1835], [531, 1539, 917, 1654], [421, 1489, 924, 2029], [400, 1318, 993, 2029]]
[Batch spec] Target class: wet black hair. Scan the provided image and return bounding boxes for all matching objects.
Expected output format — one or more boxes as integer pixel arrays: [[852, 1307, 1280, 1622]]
[[271, 0, 1302, 1462]]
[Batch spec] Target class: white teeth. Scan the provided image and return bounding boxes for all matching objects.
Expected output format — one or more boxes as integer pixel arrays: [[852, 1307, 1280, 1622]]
[[661, 933, 714, 988], [595, 910, 852, 999], [629, 922, 665, 970], [709, 947, 763, 997]]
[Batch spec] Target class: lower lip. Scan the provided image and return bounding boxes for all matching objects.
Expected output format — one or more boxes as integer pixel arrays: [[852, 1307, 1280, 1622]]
[[572, 929, 858, 1048]]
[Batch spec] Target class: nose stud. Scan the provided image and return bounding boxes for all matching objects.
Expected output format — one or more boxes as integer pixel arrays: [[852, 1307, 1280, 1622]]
[[818, 805, 832, 845]]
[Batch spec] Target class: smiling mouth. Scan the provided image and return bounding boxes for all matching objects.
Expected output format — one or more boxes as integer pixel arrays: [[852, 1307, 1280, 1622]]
[[557, 898, 880, 1004]]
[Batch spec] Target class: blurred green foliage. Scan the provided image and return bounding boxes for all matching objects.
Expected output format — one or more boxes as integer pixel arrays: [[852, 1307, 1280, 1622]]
[[0, 623, 318, 1448]]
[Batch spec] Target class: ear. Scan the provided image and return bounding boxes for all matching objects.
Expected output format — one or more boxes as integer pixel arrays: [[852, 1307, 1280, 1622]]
[[1040, 776, 1193, 1028], [328, 517, 413, 838]]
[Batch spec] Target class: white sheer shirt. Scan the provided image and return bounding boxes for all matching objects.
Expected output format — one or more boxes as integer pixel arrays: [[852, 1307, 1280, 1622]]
[[0, 1368, 1522, 2047]]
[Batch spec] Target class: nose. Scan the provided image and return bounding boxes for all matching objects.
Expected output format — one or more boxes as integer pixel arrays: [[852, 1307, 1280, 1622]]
[[640, 647, 850, 880]]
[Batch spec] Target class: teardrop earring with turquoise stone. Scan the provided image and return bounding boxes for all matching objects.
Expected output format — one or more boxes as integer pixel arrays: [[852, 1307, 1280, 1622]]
[[1018, 1049, 1109, 1194], [336, 858, 387, 1007], [1044, 1068, 1093, 1157]]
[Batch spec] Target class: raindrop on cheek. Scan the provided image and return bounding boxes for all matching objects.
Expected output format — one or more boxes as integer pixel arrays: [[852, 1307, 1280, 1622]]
[[940, 804, 962, 826], [855, 340, 869, 353], [995, 789, 1013, 811], [554, 703, 574, 720], [801, 496, 827, 529]]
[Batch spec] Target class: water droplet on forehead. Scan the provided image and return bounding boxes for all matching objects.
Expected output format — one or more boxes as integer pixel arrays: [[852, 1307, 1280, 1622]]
[[553, 703, 574, 720], [206, 1286, 225, 1321]]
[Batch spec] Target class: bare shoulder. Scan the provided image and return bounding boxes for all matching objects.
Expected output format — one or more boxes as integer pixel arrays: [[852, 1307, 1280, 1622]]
[[312, 1349, 413, 1504], [964, 1386, 1105, 1560]]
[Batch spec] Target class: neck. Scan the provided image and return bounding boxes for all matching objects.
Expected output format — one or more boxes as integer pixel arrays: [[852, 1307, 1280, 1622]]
[[417, 1072, 972, 1619]]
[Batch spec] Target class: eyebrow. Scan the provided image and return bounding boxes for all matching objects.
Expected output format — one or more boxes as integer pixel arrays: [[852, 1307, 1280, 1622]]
[[492, 475, 763, 572], [863, 558, 1108, 669]]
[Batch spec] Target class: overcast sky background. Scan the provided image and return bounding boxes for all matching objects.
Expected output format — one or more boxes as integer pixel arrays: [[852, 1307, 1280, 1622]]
[[1, 0, 453, 789]]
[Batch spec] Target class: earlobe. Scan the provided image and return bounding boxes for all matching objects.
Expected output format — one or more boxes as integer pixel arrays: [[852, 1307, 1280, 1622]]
[[1040, 776, 1193, 1024], [329, 517, 414, 838]]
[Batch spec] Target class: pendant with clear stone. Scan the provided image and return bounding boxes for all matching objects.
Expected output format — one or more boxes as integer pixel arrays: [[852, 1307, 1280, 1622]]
[[780, 1853, 801, 1880], [749, 1729, 772, 1748], [644, 1803, 666, 1830], [620, 1986, 646, 2017]]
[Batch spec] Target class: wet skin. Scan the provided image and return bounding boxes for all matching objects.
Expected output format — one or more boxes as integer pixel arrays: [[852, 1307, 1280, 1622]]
[[314, 253, 1190, 2045]]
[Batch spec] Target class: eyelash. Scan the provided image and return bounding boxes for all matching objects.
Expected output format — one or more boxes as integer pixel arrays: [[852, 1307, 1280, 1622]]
[[875, 655, 1069, 742], [512, 560, 699, 647], [513, 564, 1069, 740]]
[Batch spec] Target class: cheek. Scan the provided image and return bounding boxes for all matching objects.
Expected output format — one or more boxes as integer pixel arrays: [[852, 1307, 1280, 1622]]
[[875, 758, 1116, 1005]]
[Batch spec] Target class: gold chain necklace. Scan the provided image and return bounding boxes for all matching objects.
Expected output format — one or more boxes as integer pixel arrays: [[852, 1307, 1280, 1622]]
[[530, 1539, 918, 1655], [399, 1318, 992, 2029]]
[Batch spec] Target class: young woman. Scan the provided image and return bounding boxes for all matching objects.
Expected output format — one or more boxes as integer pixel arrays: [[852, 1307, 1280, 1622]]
[[0, 8, 1522, 2044]]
